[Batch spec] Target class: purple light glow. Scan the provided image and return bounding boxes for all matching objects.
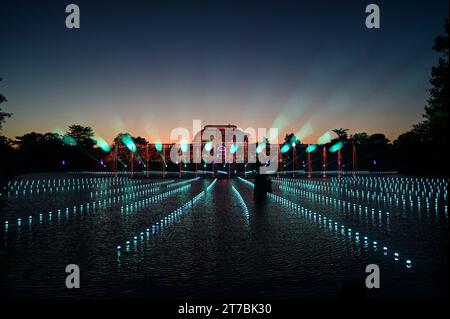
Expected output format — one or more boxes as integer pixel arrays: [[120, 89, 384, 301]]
[[218, 146, 226, 153]]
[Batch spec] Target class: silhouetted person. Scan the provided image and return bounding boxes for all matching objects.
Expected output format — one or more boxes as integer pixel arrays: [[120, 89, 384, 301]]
[[254, 160, 272, 202]]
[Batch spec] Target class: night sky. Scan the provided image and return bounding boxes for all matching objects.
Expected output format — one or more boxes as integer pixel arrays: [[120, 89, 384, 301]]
[[0, 0, 448, 144]]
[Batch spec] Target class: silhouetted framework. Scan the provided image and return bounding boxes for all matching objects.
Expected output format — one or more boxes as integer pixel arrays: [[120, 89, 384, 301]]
[[99, 125, 367, 177]]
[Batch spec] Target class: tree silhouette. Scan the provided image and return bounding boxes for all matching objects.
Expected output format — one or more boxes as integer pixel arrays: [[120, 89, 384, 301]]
[[332, 128, 349, 141], [2, 18, 449, 180], [423, 18, 449, 145], [14, 132, 45, 151], [349, 132, 368, 145], [133, 136, 149, 146], [392, 18, 449, 175], [0, 78, 12, 132], [0, 79, 13, 178], [367, 133, 389, 145], [67, 125, 95, 148], [283, 133, 300, 145], [113, 133, 127, 145]]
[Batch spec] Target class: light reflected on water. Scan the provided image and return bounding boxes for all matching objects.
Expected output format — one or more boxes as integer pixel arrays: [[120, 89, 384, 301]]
[[0, 173, 447, 298]]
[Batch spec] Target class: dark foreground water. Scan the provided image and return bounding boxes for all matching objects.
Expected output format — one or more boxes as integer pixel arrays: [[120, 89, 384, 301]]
[[0, 173, 448, 299]]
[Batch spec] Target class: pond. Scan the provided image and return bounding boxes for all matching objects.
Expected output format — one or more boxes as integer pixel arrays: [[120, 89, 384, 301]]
[[0, 173, 448, 299]]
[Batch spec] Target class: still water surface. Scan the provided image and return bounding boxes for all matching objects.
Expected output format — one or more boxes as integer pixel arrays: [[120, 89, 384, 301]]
[[0, 173, 448, 298]]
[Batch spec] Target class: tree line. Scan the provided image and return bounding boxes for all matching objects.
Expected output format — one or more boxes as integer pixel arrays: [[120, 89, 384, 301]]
[[0, 19, 448, 178]]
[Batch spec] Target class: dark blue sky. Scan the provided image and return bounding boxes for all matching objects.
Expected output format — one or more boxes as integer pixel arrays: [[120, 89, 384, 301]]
[[0, 0, 448, 143]]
